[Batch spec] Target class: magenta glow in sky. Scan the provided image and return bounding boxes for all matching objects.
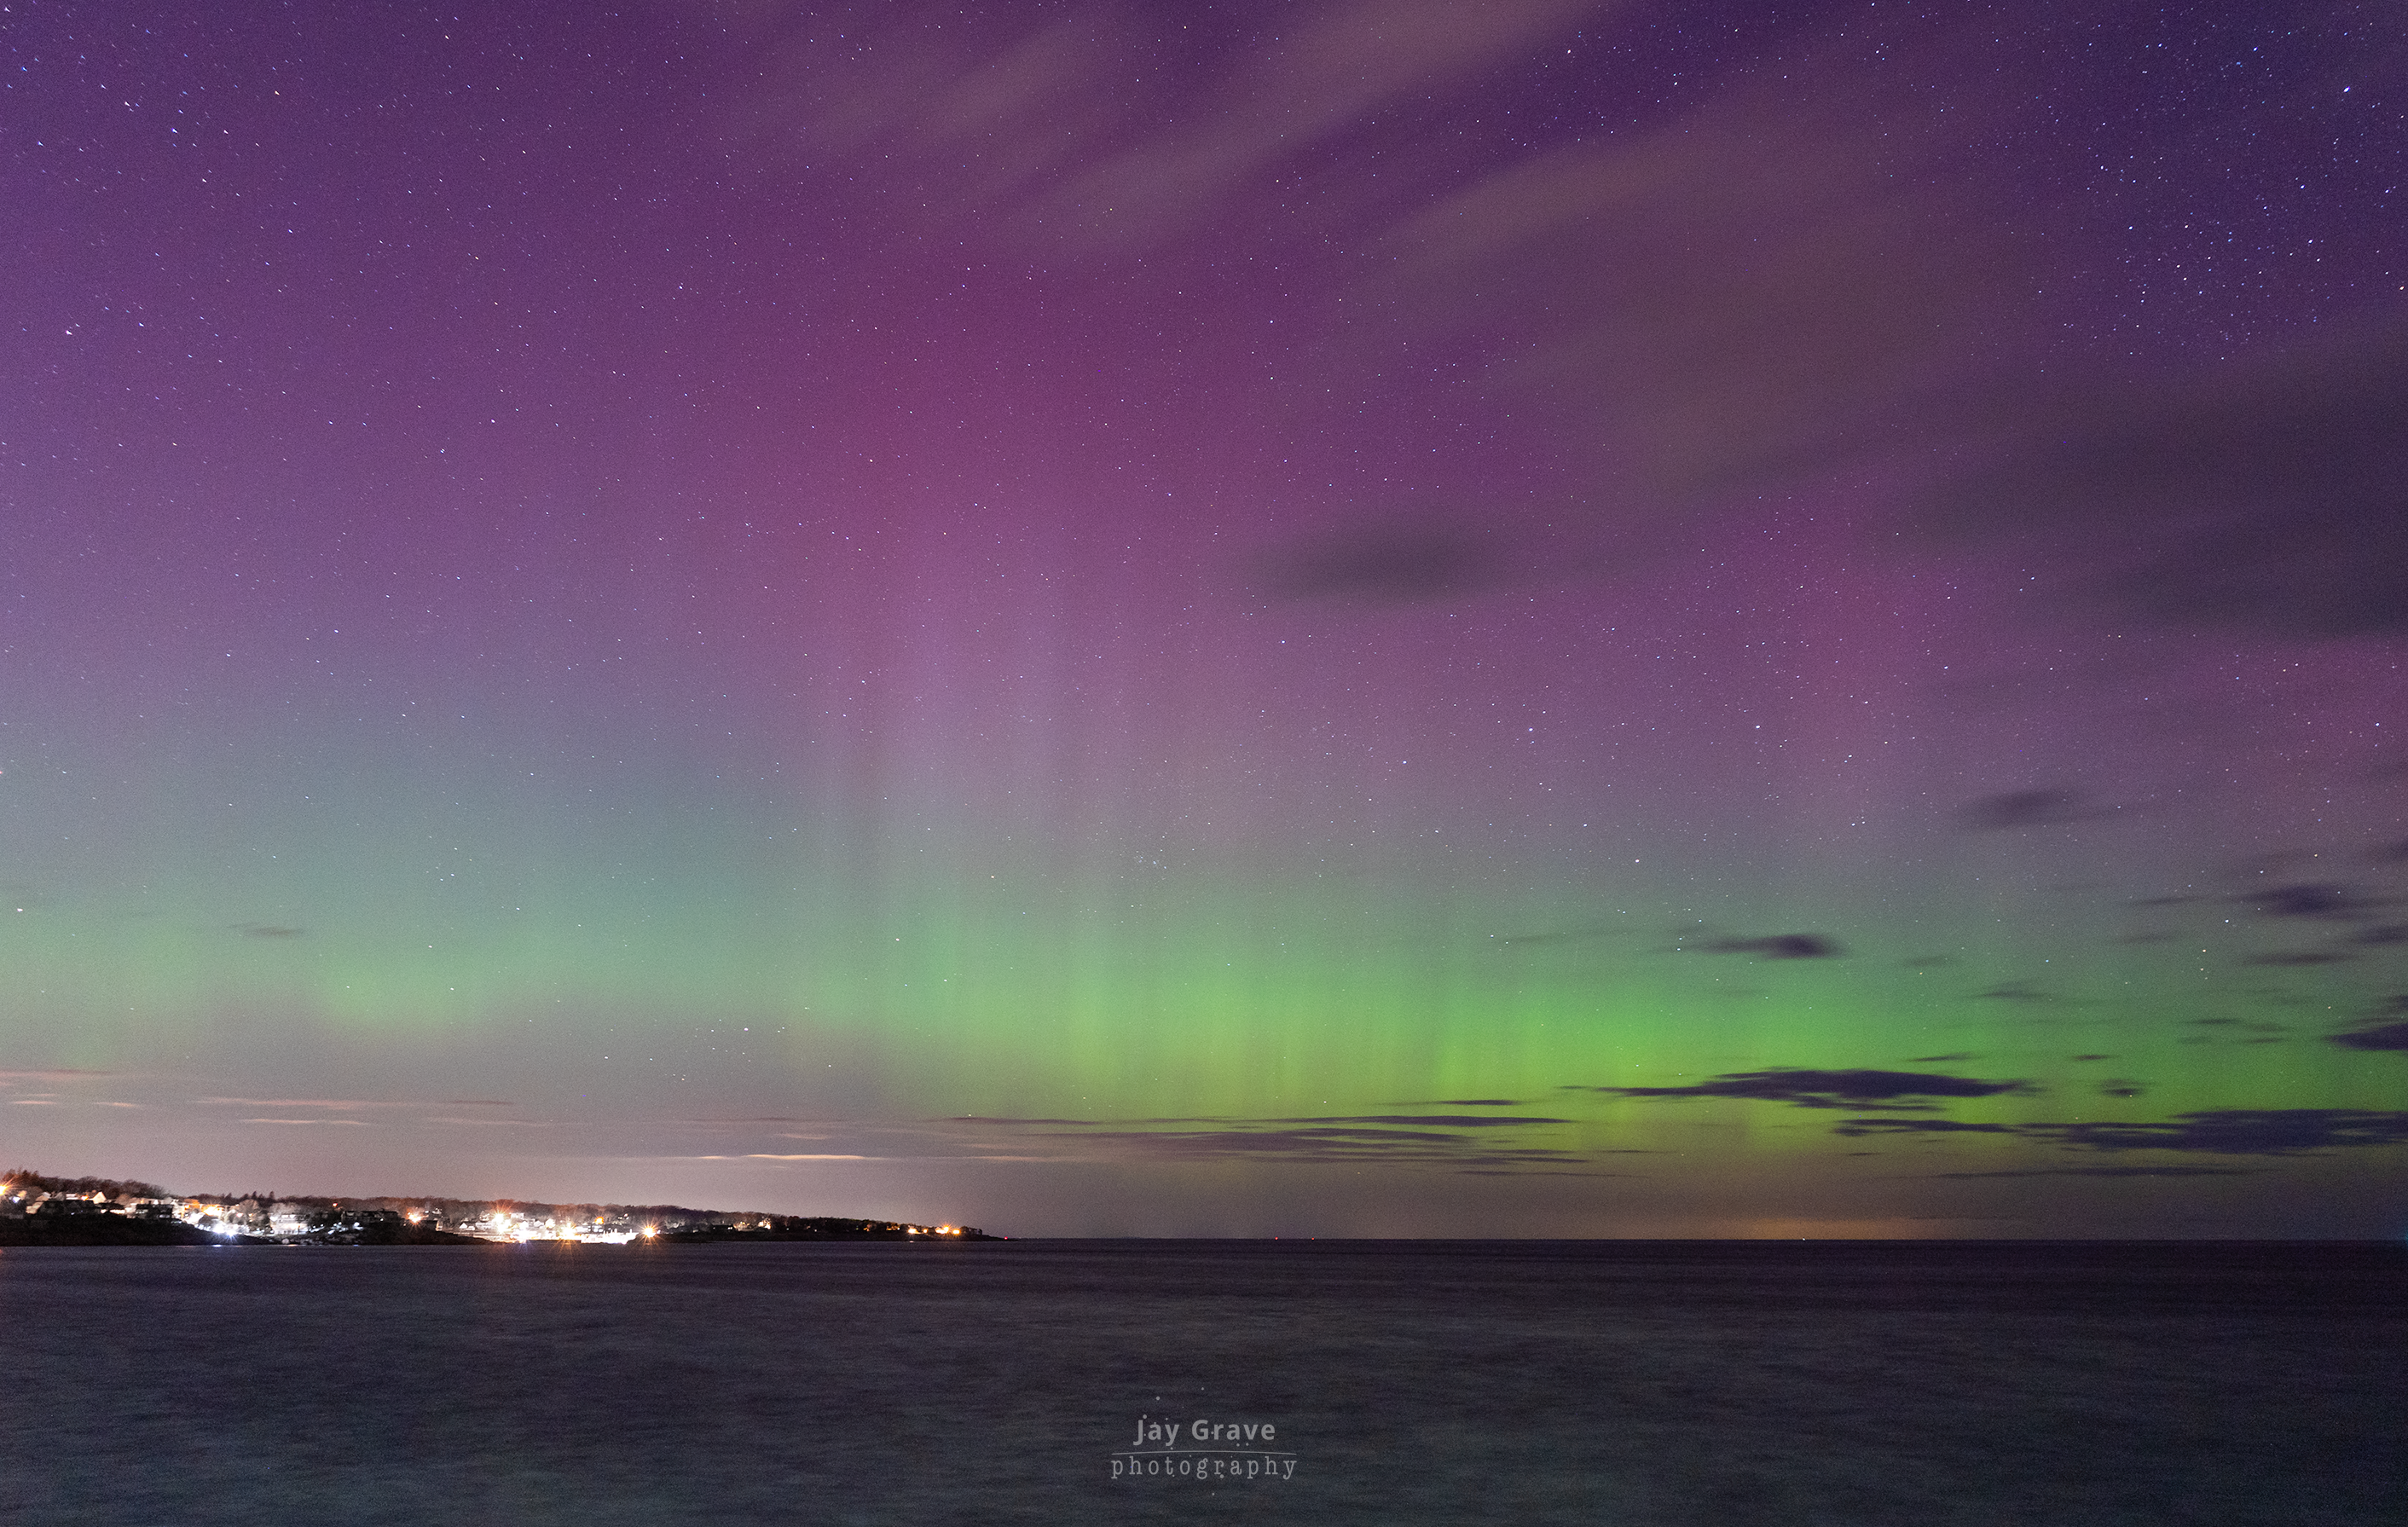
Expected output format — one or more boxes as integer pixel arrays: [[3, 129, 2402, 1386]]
[[3, 0, 2405, 1235]]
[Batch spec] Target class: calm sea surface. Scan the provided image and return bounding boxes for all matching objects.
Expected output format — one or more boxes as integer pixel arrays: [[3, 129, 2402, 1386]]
[[3, 1240, 2400, 1525]]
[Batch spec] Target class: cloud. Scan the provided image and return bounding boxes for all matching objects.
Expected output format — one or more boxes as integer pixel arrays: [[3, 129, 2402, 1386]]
[[1829, 1119, 2013, 1137], [1252, 518, 1511, 604], [202, 1096, 407, 1109], [731, 0, 2063, 533], [1954, 789, 2115, 830], [2025, 1109, 2408, 1156], [2243, 951, 2353, 966], [0, 1067, 113, 1080], [1095, 1127, 1459, 1147], [2094, 1079, 2146, 1099], [1912, 308, 2408, 637], [1044, 0, 1598, 249], [244, 1118, 372, 1126], [1276, 1114, 1571, 1127], [726, 0, 1595, 258], [1369, 29, 2043, 506], [957, 1110, 1582, 1168], [959, 1113, 1570, 1127], [1037, 1126, 1589, 1167], [2245, 884, 2379, 919], [1837, 1106, 2408, 1156], [1584, 1068, 2034, 1110], [1695, 934, 1844, 959], [234, 923, 305, 938], [1971, 982, 2054, 1004], [1456, 1169, 1635, 1177], [1911, 1053, 1975, 1063], [715, 1154, 869, 1162], [1936, 1166, 2264, 1178], [2353, 924, 2408, 946], [2329, 1021, 2408, 1052]]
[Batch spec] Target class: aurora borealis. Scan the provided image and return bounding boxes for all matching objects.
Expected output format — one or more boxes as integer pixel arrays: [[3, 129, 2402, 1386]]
[[4, 0, 2404, 1236]]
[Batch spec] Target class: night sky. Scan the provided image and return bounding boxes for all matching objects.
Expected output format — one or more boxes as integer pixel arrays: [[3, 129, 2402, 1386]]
[[4, 0, 2404, 1236]]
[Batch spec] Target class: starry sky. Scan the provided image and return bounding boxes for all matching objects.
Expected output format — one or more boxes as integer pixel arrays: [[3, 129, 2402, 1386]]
[[4, 0, 2404, 1236]]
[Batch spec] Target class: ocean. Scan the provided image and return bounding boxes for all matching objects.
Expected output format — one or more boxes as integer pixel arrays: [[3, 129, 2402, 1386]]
[[3, 1240, 2399, 1525]]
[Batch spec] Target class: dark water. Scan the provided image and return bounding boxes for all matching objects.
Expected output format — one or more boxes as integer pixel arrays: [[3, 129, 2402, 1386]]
[[3, 1240, 2399, 1525]]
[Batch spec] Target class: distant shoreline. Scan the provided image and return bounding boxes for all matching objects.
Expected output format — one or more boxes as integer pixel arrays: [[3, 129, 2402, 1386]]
[[3, 1171, 999, 1244], [0, 1218, 1004, 1247]]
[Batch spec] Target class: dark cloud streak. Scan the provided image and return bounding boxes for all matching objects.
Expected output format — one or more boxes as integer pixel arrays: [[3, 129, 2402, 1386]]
[[2329, 1021, 2408, 1052], [1916, 312, 2408, 637], [1954, 790, 2114, 830], [1695, 934, 1844, 959], [1583, 1068, 2032, 1110]]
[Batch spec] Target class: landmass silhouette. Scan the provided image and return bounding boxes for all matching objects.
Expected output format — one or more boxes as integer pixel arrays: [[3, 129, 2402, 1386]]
[[0, 1169, 996, 1245]]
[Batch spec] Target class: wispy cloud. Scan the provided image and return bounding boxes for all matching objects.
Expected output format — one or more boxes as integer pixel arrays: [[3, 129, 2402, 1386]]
[[2330, 1021, 2408, 1052], [1576, 1068, 2034, 1111], [1935, 1165, 2264, 1178], [1842, 1109, 2408, 1157], [2028, 1110, 2408, 1155], [1971, 982, 2058, 1004], [956, 1111, 1588, 1171], [1954, 789, 2119, 830], [1693, 934, 1844, 960], [2243, 883, 2382, 919], [1253, 518, 1514, 604], [1913, 312, 2408, 638], [202, 1097, 411, 1109], [1830, 1119, 2014, 1137], [686, 1154, 869, 1162]]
